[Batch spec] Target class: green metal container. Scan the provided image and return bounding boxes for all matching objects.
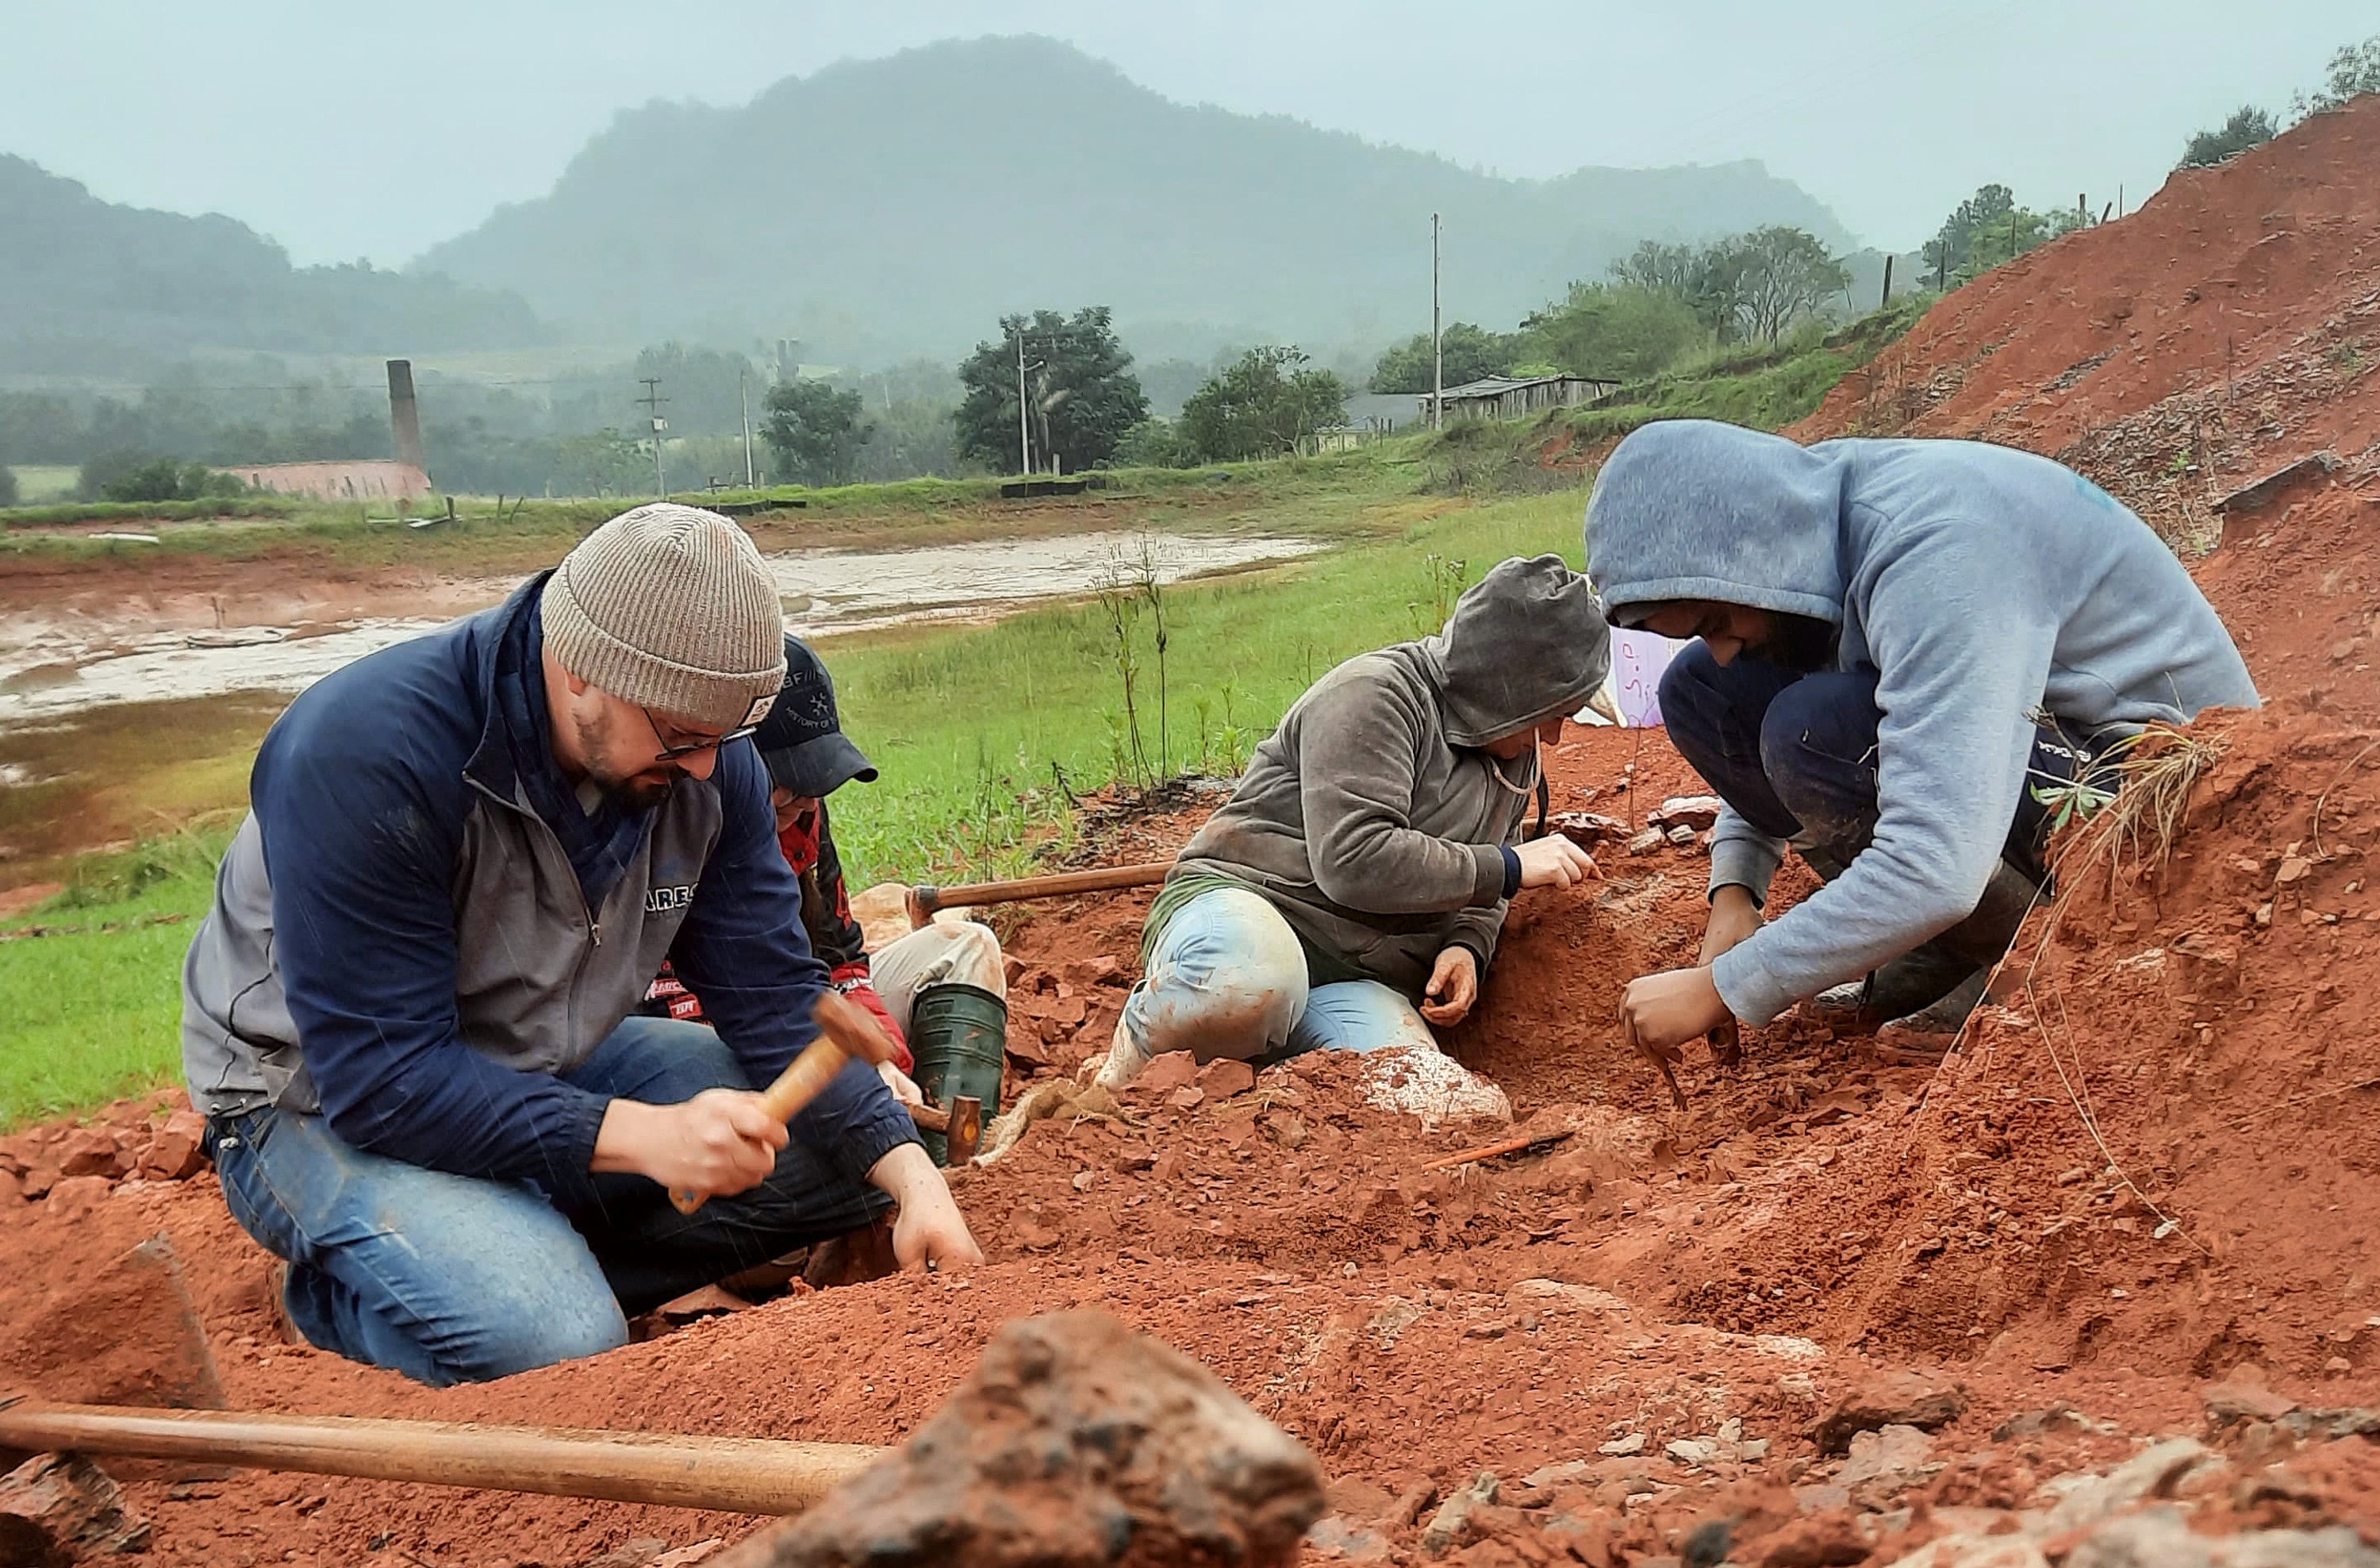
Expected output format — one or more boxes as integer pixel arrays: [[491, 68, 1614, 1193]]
[[907, 983, 1007, 1165]]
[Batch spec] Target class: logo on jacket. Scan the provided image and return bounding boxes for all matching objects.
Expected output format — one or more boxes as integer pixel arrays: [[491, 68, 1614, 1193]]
[[644, 885, 697, 914]]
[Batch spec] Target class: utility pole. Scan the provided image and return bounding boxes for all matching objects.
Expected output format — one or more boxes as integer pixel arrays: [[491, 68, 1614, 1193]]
[[1015, 328, 1033, 477], [637, 376, 669, 498], [1430, 212, 1444, 432], [739, 367, 755, 489]]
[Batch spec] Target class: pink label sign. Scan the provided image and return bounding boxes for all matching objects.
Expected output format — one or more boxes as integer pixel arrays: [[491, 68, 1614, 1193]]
[[1610, 628, 1686, 728]]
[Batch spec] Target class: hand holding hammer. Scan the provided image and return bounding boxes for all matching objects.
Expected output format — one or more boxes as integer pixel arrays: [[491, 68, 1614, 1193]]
[[666, 991, 900, 1214]]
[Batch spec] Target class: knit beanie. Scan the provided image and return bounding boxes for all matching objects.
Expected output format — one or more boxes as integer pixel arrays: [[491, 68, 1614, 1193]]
[[539, 503, 787, 732]]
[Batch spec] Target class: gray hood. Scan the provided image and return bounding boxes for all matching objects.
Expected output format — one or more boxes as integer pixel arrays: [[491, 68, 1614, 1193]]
[[1584, 419, 1848, 628], [1417, 553, 1611, 747]]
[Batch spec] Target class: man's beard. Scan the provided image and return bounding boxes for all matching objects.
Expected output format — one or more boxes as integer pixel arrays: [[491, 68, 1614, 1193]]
[[1753, 613, 1837, 673], [572, 707, 681, 811], [600, 774, 679, 812]]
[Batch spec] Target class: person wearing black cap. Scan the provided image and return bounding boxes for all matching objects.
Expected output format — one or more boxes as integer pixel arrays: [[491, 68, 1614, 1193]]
[[643, 636, 1009, 1145]]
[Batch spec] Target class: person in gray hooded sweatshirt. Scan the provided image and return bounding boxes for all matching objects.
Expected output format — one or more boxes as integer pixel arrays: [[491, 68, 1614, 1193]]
[[1584, 420, 2257, 1059], [1094, 554, 1609, 1088]]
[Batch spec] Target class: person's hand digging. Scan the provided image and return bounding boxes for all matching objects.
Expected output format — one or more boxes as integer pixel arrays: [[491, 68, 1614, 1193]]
[[1619, 967, 1736, 1109], [1514, 835, 1601, 890], [867, 1143, 985, 1274], [1420, 946, 1480, 1026]]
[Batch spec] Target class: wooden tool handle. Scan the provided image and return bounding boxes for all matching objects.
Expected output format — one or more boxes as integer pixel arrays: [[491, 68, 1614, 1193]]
[[670, 993, 906, 1214], [0, 1398, 880, 1516], [908, 860, 1173, 927]]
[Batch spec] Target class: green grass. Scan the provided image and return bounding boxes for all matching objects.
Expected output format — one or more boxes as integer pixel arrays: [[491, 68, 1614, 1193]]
[[0, 868, 221, 1128]]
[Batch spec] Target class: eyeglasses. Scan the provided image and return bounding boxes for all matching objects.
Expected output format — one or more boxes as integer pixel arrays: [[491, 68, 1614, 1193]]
[[643, 708, 758, 761]]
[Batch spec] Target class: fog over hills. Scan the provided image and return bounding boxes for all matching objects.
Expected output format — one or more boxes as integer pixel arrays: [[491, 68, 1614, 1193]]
[[0, 156, 542, 379], [417, 35, 1856, 363]]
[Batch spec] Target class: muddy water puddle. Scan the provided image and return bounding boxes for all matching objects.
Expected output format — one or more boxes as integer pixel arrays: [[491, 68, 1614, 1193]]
[[0, 531, 1322, 725]]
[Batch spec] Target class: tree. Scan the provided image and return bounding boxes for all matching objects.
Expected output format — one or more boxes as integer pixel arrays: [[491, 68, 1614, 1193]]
[[954, 306, 1148, 474], [1609, 240, 1702, 297], [1179, 347, 1348, 462], [0, 462, 17, 509], [1368, 323, 1514, 394], [2295, 31, 2380, 115], [1730, 226, 1853, 341], [762, 379, 871, 486], [1514, 282, 1702, 379], [1607, 235, 1779, 343], [1921, 184, 2059, 285], [1112, 417, 1202, 469], [2179, 106, 2277, 167]]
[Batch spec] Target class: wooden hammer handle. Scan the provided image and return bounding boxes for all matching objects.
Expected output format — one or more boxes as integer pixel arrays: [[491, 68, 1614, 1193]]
[[0, 1397, 880, 1516], [908, 860, 1173, 927], [669, 993, 901, 1214]]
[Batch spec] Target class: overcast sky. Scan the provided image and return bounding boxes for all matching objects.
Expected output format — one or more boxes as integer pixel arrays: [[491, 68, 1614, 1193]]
[[3, 0, 2368, 267]]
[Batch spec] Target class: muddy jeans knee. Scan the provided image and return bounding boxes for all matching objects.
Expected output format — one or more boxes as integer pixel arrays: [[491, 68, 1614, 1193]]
[[1119, 887, 1307, 1063]]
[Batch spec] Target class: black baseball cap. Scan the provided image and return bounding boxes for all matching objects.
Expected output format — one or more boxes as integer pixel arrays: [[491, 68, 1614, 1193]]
[[752, 635, 877, 798]]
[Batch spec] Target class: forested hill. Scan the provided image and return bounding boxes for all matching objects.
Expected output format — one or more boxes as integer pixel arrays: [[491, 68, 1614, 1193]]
[[417, 35, 1856, 363], [0, 156, 543, 376]]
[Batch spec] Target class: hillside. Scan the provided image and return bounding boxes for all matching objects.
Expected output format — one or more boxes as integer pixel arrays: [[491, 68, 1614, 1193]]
[[1794, 94, 2380, 549], [417, 35, 1855, 363], [0, 156, 544, 378]]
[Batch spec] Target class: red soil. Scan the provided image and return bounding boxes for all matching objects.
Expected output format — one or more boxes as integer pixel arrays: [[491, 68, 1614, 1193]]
[[8, 100, 2380, 1568]]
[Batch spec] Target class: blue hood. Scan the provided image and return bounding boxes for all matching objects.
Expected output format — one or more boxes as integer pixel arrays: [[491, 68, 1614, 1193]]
[[1584, 419, 1848, 628]]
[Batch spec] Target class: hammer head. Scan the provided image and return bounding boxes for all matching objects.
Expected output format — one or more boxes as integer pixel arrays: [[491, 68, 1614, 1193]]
[[810, 990, 900, 1069]]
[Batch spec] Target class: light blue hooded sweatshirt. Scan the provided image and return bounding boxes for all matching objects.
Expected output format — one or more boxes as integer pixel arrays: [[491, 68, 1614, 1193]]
[[1584, 419, 2258, 1025]]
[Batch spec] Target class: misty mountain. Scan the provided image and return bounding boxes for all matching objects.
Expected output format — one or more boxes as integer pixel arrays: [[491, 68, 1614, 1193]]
[[0, 156, 543, 378], [418, 35, 1856, 363]]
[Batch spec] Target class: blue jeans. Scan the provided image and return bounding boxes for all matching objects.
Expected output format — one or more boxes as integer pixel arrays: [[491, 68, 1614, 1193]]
[[1117, 887, 1439, 1065], [1656, 644, 2096, 879], [205, 1016, 889, 1386]]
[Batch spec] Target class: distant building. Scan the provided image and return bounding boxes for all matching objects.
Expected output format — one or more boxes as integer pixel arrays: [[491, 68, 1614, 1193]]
[[1421, 373, 1622, 425], [221, 459, 432, 502]]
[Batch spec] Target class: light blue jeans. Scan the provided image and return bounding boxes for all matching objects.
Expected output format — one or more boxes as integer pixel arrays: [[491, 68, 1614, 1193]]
[[1117, 887, 1438, 1066], [205, 1017, 888, 1386]]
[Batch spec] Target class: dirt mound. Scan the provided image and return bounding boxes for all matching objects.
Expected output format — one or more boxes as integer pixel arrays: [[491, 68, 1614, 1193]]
[[1797, 95, 2380, 546]]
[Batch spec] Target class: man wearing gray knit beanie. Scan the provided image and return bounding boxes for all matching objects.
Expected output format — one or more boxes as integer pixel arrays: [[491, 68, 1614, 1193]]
[[181, 502, 981, 1387]]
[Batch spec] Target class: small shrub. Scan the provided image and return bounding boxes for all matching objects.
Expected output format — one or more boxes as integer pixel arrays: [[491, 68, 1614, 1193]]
[[77, 451, 249, 504]]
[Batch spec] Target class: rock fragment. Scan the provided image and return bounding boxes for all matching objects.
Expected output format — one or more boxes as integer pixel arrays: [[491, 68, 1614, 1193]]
[[714, 1310, 1322, 1568], [1812, 1370, 1967, 1455], [1419, 1470, 1498, 1558], [0, 1452, 152, 1558]]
